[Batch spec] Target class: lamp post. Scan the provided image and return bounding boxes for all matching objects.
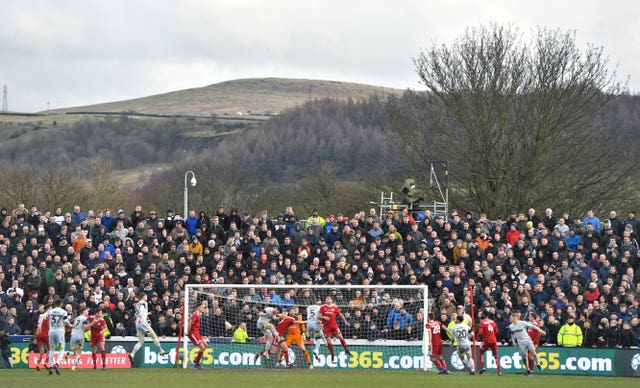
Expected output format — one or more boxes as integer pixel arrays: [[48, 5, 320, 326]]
[[184, 171, 197, 218]]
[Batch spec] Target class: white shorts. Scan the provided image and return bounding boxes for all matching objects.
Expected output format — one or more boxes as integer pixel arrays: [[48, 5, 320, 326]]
[[457, 344, 471, 356], [257, 318, 275, 336], [70, 333, 85, 349], [136, 321, 157, 338], [306, 321, 322, 335], [518, 341, 535, 355], [49, 330, 65, 350]]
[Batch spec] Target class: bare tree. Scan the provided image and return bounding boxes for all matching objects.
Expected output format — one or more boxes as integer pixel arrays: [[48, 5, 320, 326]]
[[390, 23, 631, 217]]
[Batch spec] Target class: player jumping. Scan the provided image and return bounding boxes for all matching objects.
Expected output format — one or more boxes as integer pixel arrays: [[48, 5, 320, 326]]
[[129, 293, 168, 362], [254, 306, 280, 361], [274, 310, 305, 368], [283, 307, 312, 368], [305, 304, 327, 360], [319, 296, 351, 361]]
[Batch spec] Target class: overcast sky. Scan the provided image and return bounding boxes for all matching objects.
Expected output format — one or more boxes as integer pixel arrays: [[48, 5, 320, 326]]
[[2, 0, 638, 112]]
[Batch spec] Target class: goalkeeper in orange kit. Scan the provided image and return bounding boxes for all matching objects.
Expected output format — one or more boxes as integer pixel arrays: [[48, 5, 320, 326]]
[[282, 307, 312, 368]]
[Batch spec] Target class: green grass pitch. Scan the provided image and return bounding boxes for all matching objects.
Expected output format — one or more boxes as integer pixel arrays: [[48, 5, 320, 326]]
[[1, 369, 638, 388]]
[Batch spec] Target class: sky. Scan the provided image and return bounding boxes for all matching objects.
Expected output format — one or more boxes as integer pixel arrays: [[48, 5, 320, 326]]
[[1, 0, 638, 112]]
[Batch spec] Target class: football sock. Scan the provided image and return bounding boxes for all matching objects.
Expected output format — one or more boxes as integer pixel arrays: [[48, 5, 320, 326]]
[[195, 350, 203, 366], [302, 349, 311, 363], [327, 342, 335, 357], [339, 338, 349, 352], [102, 351, 106, 366], [265, 339, 273, 353], [131, 342, 142, 357], [153, 338, 163, 351]]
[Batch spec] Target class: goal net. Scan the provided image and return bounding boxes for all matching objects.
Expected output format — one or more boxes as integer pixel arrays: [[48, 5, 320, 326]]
[[181, 284, 430, 371]]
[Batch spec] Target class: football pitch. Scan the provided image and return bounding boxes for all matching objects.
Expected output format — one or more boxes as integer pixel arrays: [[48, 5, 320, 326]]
[[1, 369, 638, 388]]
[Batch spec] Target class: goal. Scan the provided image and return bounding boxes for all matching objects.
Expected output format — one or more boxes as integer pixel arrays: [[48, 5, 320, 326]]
[[180, 284, 430, 371]]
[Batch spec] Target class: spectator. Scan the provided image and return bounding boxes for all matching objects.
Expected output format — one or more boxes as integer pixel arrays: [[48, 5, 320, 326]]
[[557, 315, 582, 347], [4, 317, 21, 335]]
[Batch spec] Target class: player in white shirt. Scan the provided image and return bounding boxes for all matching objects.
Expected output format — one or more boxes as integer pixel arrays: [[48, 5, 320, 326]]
[[48, 299, 71, 375], [254, 306, 279, 360], [451, 315, 476, 375], [129, 293, 168, 361], [305, 305, 327, 359], [68, 308, 91, 371], [508, 311, 545, 376]]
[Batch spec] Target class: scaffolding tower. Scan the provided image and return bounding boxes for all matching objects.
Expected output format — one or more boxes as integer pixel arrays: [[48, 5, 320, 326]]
[[371, 161, 449, 219]]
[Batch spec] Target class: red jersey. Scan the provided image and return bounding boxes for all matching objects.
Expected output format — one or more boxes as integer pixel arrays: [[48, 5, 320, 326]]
[[276, 316, 296, 338], [528, 322, 541, 346], [189, 311, 201, 336], [319, 304, 341, 328], [37, 313, 50, 336], [89, 316, 107, 340], [477, 318, 498, 344], [425, 320, 444, 345]]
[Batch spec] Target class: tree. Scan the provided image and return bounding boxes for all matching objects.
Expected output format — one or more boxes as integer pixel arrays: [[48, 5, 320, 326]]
[[390, 23, 631, 217]]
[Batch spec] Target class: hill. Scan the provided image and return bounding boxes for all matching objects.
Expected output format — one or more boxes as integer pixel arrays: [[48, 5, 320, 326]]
[[47, 78, 404, 116]]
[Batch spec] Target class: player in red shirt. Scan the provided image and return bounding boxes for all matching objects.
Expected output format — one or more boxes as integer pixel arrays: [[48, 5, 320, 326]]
[[425, 312, 452, 374], [527, 312, 543, 370], [527, 312, 542, 349], [274, 312, 305, 367], [88, 309, 108, 370], [34, 304, 51, 371], [476, 310, 501, 375], [187, 302, 207, 370], [319, 296, 351, 361]]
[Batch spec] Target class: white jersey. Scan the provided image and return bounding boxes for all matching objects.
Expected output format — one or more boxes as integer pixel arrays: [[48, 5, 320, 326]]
[[136, 300, 149, 324], [262, 307, 276, 320], [509, 320, 540, 344], [451, 323, 473, 347], [307, 305, 321, 322], [48, 307, 70, 332], [72, 315, 89, 337]]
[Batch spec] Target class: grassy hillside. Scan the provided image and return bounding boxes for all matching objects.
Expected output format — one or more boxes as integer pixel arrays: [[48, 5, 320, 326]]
[[47, 78, 404, 116]]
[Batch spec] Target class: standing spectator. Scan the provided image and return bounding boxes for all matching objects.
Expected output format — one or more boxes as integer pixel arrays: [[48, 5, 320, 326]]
[[583, 210, 601, 234], [557, 315, 582, 347]]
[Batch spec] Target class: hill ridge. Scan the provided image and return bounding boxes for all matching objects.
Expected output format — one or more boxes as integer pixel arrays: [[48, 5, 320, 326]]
[[49, 77, 405, 116]]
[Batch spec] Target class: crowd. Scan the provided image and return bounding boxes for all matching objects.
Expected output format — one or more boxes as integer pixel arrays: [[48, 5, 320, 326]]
[[0, 203, 639, 348]]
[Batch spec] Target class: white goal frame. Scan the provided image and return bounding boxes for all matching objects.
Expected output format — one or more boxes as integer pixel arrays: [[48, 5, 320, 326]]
[[182, 283, 429, 371]]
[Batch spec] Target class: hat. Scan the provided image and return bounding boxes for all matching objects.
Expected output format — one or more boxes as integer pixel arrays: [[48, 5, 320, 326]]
[[152, 293, 158, 297], [302, 270, 309, 275], [252, 261, 258, 266], [135, 265, 142, 272], [118, 209, 125, 215], [410, 275, 417, 280], [354, 252, 361, 256], [457, 305, 464, 309]]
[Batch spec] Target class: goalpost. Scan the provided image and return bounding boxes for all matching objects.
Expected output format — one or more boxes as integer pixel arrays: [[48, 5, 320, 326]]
[[181, 284, 430, 371]]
